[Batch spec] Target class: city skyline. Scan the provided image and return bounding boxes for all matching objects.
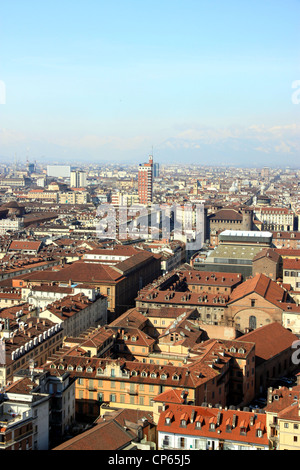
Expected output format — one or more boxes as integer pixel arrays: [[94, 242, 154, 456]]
[[1, 0, 300, 166]]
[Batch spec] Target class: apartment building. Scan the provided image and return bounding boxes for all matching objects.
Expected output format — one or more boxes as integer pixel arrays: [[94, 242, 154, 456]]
[[0, 317, 64, 388], [272, 231, 300, 250], [156, 402, 269, 451], [0, 377, 50, 450], [283, 258, 300, 291], [255, 207, 295, 232], [39, 293, 108, 338], [21, 284, 97, 311], [58, 191, 90, 205], [265, 384, 300, 450], [43, 350, 232, 421]]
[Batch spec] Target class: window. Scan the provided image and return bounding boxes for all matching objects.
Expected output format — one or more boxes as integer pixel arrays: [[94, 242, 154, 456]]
[[163, 435, 170, 447], [251, 299, 255, 307], [284, 423, 289, 429], [178, 437, 186, 449]]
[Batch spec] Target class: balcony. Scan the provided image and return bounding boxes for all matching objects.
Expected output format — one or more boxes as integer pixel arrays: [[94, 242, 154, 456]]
[[0, 412, 22, 427], [126, 387, 138, 395]]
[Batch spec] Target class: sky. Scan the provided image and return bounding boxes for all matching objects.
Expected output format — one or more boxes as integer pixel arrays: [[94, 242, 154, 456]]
[[0, 0, 300, 167]]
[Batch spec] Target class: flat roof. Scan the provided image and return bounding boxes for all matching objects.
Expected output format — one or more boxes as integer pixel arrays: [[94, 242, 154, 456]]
[[220, 230, 273, 238]]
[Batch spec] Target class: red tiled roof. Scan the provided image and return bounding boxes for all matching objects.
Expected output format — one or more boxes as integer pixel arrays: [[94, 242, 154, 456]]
[[241, 322, 298, 364], [53, 420, 134, 450], [157, 403, 268, 446], [8, 240, 42, 251], [283, 258, 300, 269], [228, 273, 287, 307]]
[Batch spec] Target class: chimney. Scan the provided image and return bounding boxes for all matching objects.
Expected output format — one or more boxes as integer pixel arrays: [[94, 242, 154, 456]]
[[267, 387, 273, 404]]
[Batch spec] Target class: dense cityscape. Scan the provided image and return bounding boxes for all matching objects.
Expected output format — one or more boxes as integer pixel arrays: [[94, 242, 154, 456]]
[[1, 0, 299, 458], [0, 158, 298, 453]]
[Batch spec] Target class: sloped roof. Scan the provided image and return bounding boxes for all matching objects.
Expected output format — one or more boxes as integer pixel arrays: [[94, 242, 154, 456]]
[[228, 273, 287, 306], [52, 420, 134, 450], [252, 248, 280, 263], [209, 209, 243, 221], [241, 322, 298, 365], [157, 403, 268, 446]]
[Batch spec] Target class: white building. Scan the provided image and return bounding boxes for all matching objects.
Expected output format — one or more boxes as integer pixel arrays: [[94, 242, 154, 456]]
[[70, 170, 87, 188]]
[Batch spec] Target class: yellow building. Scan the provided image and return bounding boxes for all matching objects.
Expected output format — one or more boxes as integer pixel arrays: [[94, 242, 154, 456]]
[[265, 383, 300, 450]]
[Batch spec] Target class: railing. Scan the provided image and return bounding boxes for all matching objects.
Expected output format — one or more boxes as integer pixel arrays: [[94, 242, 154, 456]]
[[0, 413, 22, 426], [126, 387, 138, 395]]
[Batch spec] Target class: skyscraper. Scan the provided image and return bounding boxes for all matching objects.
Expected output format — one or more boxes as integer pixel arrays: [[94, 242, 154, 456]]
[[153, 163, 160, 178], [138, 155, 153, 205], [70, 170, 87, 188]]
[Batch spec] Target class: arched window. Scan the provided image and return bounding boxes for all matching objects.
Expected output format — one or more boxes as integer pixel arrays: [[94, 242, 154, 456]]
[[249, 315, 257, 330]]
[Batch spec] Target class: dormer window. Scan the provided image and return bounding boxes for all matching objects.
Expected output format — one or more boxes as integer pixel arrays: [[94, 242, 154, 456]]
[[161, 373, 168, 380], [180, 419, 187, 427], [230, 347, 237, 353], [86, 366, 93, 373], [77, 366, 83, 372], [96, 367, 103, 375], [226, 424, 232, 433], [141, 371, 147, 378], [238, 348, 245, 354], [256, 423, 264, 437], [165, 411, 173, 425], [172, 374, 179, 381], [151, 373, 157, 379], [131, 370, 138, 376], [132, 336, 137, 342], [209, 423, 215, 431]]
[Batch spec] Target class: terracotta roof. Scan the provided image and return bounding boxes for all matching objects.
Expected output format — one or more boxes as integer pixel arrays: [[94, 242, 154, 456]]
[[8, 240, 42, 251], [52, 420, 134, 450], [157, 403, 268, 446], [283, 258, 300, 270], [209, 209, 243, 221], [228, 273, 287, 307], [241, 323, 298, 365], [252, 248, 280, 263], [109, 308, 147, 329]]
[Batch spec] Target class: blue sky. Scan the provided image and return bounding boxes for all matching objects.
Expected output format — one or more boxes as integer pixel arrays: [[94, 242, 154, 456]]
[[0, 0, 299, 166]]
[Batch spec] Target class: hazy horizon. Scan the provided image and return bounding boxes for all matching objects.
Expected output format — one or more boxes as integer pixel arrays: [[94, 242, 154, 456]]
[[1, 0, 300, 167]]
